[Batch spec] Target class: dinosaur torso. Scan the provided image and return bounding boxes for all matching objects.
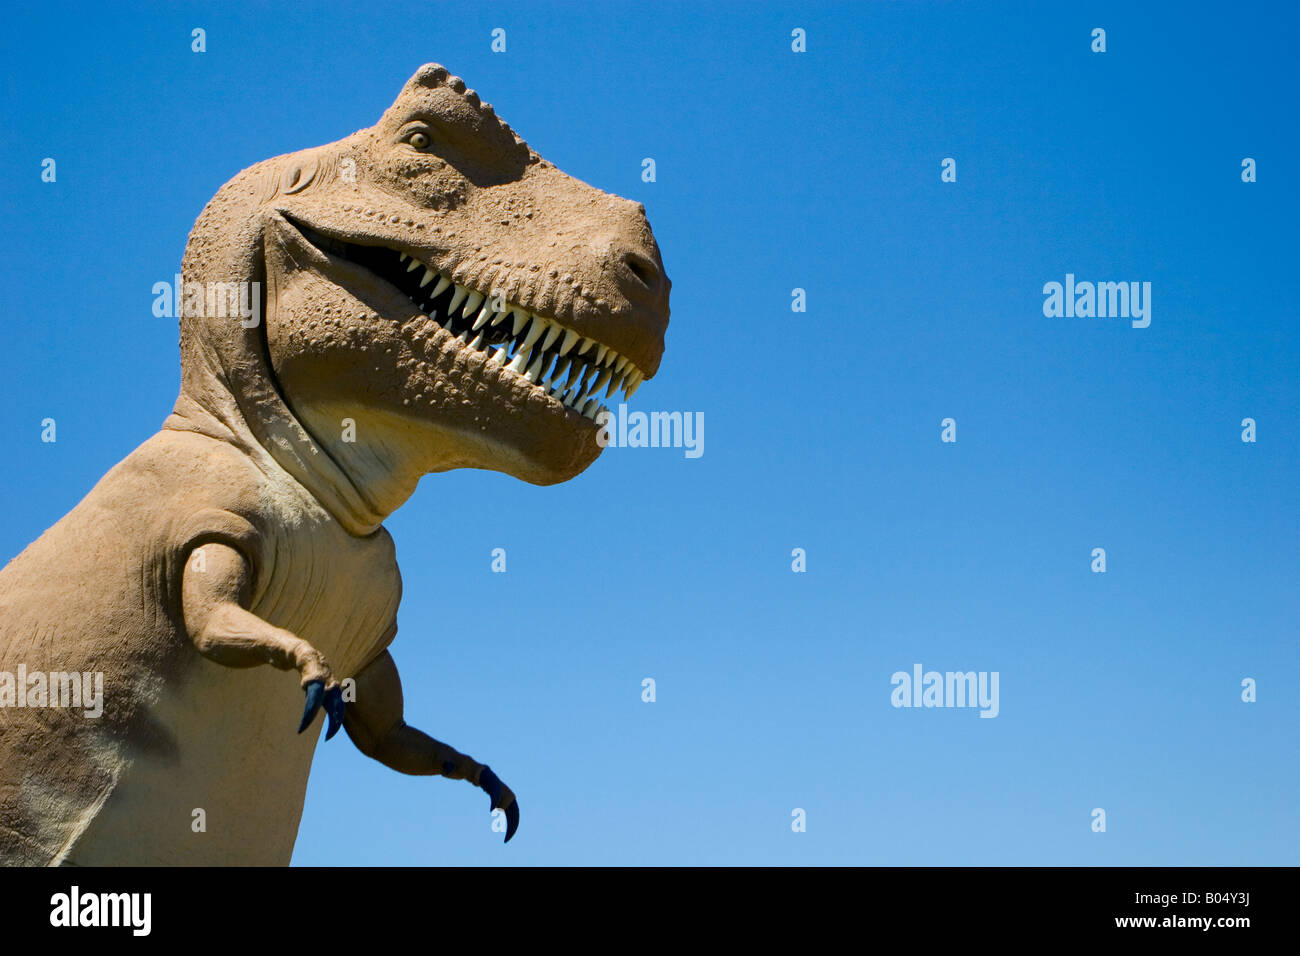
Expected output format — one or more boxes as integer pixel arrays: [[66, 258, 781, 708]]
[[0, 426, 399, 865]]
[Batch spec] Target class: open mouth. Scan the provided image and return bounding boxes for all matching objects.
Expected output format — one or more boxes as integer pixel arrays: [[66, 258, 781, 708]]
[[290, 220, 645, 422]]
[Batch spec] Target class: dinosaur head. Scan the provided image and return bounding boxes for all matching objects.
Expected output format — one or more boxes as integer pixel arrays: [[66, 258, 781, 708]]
[[172, 63, 669, 533]]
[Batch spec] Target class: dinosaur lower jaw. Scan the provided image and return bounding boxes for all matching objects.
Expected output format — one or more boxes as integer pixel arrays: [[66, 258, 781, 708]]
[[292, 222, 645, 422]]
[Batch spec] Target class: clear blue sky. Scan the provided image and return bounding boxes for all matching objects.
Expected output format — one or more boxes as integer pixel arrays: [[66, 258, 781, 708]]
[[1, 1, 1295, 865]]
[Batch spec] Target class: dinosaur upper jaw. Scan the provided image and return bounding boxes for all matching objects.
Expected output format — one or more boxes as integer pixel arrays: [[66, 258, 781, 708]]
[[279, 211, 652, 414]]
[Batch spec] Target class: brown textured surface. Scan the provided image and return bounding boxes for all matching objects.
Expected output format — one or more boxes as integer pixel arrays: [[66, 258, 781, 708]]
[[0, 64, 669, 865]]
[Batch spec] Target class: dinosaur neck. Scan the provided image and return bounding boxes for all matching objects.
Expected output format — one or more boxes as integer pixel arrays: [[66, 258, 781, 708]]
[[288, 402, 439, 526], [165, 340, 392, 538]]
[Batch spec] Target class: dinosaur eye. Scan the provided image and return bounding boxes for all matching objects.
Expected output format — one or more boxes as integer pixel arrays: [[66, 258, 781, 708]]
[[406, 131, 431, 150]]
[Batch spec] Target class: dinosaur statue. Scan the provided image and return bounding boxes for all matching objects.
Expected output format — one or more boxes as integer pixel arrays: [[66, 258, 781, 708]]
[[0, 63, 669, 865]]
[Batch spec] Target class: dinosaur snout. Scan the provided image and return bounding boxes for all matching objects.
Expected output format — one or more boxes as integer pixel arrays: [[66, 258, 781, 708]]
[[568, 198, 670, 375], [621, 249, 661, 294], [610, 203, 669, 302]]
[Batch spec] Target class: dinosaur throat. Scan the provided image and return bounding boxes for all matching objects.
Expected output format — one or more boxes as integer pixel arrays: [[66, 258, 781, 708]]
[[293, 221, 645, 422]]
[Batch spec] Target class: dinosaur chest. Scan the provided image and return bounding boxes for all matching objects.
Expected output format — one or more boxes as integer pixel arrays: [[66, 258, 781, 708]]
[[250, 516, 401, 679]]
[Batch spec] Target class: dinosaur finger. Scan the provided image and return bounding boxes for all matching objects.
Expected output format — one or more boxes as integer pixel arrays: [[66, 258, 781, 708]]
[[323, 685, 345, 741], [298, 679, 325, 734]]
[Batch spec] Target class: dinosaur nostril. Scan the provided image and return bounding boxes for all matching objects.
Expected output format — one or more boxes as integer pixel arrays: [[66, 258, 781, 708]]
[[622, 252, 659, 289]]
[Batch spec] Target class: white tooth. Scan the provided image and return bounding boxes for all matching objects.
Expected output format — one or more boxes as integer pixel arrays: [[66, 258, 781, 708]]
[[507, 348, 530, 373], [559, 328, 579, 356], [510, 307, 530, 336], [540, 322, 561, 352], [519, 317, 546, 351], [448, 285, 468, 313], [568, 366, 593, 401], [548, 356, 573, 391], [606, 370, 627, 398], [469, 333, 486, 350], [625, 371, 642, 398], [559, 369, 582, 400], [590, 368, 612, 398], [431, 275, 451, 297], [594, 344, 608, 365], [563, 388, 580, 408], [406, 259, 422, 273], [578, 336, 596, 355], [399, 253, 409, 263], [418, 268, 435, 288], [456, 329, 470, 344], [525, 352, 546, 382], [615, 355, 629, 373], [472, 303, 494, 330], [461, 290, 484, 317], [582, 398, 600, 419], [491, 309, 509, 326], [490, 347, 509, 366]]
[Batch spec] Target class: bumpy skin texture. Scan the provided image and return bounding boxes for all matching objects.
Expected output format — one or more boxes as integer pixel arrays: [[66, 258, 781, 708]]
[[0, 64, 669, 865]]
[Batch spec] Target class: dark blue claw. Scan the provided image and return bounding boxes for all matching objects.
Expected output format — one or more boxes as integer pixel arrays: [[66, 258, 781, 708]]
[[478, 765, 520, 843], [503, 800, 520, 843], [298, 679, 325, 734], [480, 765, 503, 804], [323, 685, 345, 740]]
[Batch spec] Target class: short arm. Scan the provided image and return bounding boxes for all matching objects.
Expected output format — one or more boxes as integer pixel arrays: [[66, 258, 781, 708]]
[[345, 650, 519, 840], [181, 541, 343, 735]]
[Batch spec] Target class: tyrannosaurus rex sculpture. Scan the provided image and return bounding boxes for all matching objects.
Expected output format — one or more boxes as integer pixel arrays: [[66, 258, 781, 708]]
[[0, 63, 670, 865]]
